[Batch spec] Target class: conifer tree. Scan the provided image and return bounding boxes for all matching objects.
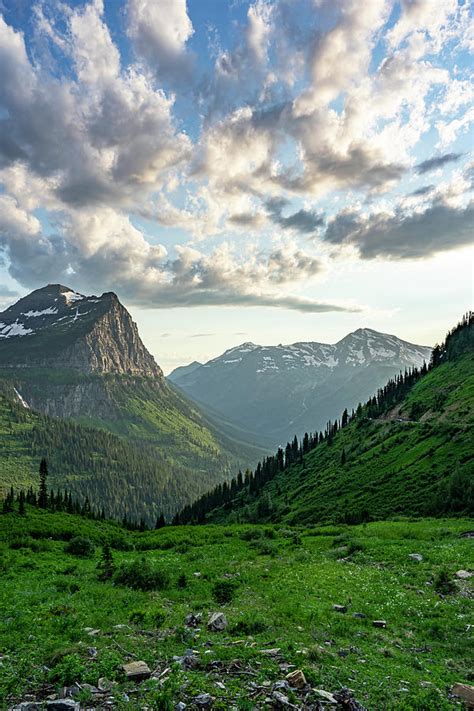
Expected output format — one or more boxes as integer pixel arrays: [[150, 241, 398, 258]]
[[38, 458, 48, 508], [155, 513, 166, 529], [18, 490, 26, 515], [97, 543, 115, 581]]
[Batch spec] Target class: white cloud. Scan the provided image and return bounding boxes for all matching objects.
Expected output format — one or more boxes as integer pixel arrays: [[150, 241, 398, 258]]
[[127, 0, 194, 82]]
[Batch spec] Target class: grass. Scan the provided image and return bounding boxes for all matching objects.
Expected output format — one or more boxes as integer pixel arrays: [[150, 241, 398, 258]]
[[208, 353, 474, 525], [0, 508, 472, 709]]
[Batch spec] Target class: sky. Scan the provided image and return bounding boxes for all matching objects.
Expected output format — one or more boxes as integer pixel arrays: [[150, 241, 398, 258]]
[[0, 0, 472, 373]]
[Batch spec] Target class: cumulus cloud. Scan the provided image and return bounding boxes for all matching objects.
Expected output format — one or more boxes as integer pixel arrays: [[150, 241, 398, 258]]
[[127, 0, 194, 84], [415, 152, 463, 174], [323, 200, 474, 259], [0, 0, 471, 311], [265, 197, 324, 234]]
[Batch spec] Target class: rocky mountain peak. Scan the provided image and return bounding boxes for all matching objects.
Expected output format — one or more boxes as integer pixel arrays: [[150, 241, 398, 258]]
[[0, 285, 162, 377]]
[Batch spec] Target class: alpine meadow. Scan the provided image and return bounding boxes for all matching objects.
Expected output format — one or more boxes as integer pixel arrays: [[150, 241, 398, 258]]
[[0, 1, 473, 710]]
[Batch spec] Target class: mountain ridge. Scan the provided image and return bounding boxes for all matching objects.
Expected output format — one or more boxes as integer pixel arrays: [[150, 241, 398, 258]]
[[0, 284, 161, 376], [169, 327, 432, 446]]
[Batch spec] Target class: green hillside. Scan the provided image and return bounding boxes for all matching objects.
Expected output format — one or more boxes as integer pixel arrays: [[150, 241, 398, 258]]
[[0, 371, 266, 523], [0, 508, 472, 710], [180, 315, 473, 525], [0, 378, 263, 524]]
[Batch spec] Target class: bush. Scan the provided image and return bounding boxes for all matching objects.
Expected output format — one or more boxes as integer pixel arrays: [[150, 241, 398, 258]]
[[231, 616, 267, 635], [64, 536, 95, 557], [434, 569, 456, 595], [49, 653, 85, 685], [212, 579, 238, 604], [114, 557, 170, 591], [177, 572, 187, 589]]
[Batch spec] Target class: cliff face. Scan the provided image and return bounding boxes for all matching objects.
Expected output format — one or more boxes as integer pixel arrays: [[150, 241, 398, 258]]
[[0, 285, 162, 377], [51, 295, 162, 376]]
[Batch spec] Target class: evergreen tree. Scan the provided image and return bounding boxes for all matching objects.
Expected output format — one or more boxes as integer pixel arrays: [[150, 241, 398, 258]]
[[97, 543, 115, 581], [38, 458, 48, 508], [18, 490, 26, 515], [155, 513, 166, 529]]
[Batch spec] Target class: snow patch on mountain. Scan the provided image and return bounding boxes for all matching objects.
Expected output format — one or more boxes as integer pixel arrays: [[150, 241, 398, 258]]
[[22, 307, 58, 318], [0, 321, 34, 338]]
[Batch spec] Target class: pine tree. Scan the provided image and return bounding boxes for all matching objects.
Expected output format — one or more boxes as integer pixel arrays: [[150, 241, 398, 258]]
[[18, 490, 26, 515], [155, 513, 166, 529], [38, 458, 48, 508], [97, 543, 115, 581]]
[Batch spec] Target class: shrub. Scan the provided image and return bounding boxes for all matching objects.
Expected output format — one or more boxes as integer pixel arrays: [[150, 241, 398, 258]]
[[240, 528, 264, 541], [64, 536, 95, 557], [434, 569, 456, 595], [177, 572, 187, 589], [250, 539, 277, 556], [231, 616, 267, 635], [148, 607, 167, 628], [114, 557, 170, 591], [212, 579, 238, 604], [49, 653, 85, 685]]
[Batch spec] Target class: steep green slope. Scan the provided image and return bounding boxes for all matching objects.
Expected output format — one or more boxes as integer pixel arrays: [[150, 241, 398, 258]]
[[181, 316, 473, 525], [0, 380, 259, 523], [2, 369, 265, 474]]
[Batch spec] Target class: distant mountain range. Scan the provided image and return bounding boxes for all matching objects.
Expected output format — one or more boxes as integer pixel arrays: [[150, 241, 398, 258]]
[[169, 329, 432, 447], [0, 285, 264, 522]]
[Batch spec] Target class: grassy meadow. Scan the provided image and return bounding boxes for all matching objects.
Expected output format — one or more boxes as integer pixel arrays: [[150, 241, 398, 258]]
[[0, 509, 472, 709]]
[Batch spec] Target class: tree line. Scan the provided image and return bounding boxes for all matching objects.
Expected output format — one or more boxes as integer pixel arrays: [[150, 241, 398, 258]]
[[175, 312, 473, 525]]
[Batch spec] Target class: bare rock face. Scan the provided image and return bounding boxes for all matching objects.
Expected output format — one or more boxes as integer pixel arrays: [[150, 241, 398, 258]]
[[0, 285, 162, 377]]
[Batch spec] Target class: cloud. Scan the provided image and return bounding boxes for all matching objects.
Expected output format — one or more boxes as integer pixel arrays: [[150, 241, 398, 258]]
[[0, 6, 190, 211], [265, 197, 324, 234], [407, 185, 435, 197], [323, 199, 474, 259], [127, 0, 195, 84], [415, 152, 463, 174]]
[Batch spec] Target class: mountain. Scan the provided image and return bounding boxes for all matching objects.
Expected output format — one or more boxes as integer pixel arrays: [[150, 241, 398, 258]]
[[0, 284, 160, 375], [0, 285, 265, 521], [179, 313, 473, 525], [169, 329, 432, 447]]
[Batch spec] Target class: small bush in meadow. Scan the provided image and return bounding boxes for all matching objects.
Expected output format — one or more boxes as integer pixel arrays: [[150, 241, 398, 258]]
[[148, 607, 167, 627], [231, 616, 267, 635], [49, 653, 85, 685], [434, 568, 456, 595], [177, 572, 187, 588], [64, 536, 95, 557], [114, 557, 170, 591], [212, 578, 238, 604]]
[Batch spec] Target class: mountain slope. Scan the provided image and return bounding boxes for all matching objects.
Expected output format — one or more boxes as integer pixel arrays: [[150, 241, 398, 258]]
[[0, 286, 265, 518], [179, 314, 473, 525], [169, 329, 432, 446]]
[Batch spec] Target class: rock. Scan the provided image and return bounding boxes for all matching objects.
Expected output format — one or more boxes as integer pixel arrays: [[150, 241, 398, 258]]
[[87, 646, 98, 658], [122, 660, 151, 681], [456, 570, 473, 580], [451, 683, 474, 707], [193, 571, 202, 578], [273, 680, 289, 691], [372, 620, 387, 628], [271, 690, 297, 708], [207, 612, 228, 631], [352, 612, 366, 619], [10, 704, 41, 711], [86, 629, 100, 636], [286, 669, 306, 689], [312, 689, 337, 704], [460, 531, 474, 538], [46, 702, 81, 711], [173, 650, 200, 669], [98, 678, 114, 692], [409, 554, 423, 562], [175, 704, 187, 711], [260, 648, 282, 656], [185, 612, 202, 627], [333, 687, 367, 711], [333, 604, 347, 613], [194, 693, 214, 707]]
